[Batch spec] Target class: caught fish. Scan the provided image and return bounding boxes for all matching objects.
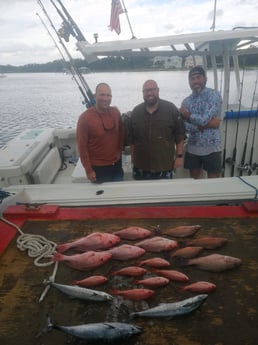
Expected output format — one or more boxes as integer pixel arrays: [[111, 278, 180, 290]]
[[108, 244, 145, 260], [137, 257, 171, 268], [135, 236, 178, 252], [130, 294, 208, 319], [170, 246, 203, 259], [47, 317, 142, 342], [44, 280, 113, 301], [178, 281, 216, 293], [114, 226, 152, 240], [56, 232, 120, 253], [52, 251, 112, 271], [111, 288, 155, 301], [175, 254, 242, 272], [134, 276, 169, 288], [72, 275, 108, 287], [151, 268, 190, 282], [110, 266, 147, 277], [161, 225, 201, 238], [183, 236, 228, 249]]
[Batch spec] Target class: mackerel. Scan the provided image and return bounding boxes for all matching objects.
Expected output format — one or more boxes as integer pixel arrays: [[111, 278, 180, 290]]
[[44, 280, 113, 301], [130, 294, 208, 318]]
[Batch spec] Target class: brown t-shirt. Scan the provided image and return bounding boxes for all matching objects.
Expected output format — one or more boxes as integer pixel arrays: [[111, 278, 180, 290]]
[[77, 106, 124, 174], [129, 99, 185, 171]]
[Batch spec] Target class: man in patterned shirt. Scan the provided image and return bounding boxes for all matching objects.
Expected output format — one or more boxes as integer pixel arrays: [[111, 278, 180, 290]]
[[180, 66, 222, 179]]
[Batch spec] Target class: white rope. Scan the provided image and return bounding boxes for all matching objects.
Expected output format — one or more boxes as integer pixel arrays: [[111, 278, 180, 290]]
[[0, 216, 59, 302], [0, 216, 57, 267]]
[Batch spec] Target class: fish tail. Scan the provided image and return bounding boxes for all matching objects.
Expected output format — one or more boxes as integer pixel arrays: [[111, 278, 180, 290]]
[[178, 285, 186, 291], [110, 289, 119, 296], [150, 268, 158, 273], [56, 244, 68, 253], [52, 251, 64, 262]]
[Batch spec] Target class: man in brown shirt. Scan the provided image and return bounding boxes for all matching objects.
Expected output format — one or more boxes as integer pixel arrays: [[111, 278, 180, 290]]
[[77, 83, 124, 183], [129, 80, 185, 180]]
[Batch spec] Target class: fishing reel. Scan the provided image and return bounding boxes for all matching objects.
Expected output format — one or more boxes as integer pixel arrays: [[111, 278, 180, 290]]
[[237, 163, 251, 174]]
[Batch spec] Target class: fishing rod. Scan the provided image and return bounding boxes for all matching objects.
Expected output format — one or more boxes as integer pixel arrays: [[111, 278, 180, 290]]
[[37, 0, 95, 108], [221, 60, 230, 178], [36, 12, 90, 107], [48, 0, 95, 105], [238, 71, 258, 175], [230, 66, 245, 177], [55, 0, 87, 41], [248, 102, 258, 175]]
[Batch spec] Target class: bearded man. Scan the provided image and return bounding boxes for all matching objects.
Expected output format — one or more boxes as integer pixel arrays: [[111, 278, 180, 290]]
[[129, 79, 185, 180]]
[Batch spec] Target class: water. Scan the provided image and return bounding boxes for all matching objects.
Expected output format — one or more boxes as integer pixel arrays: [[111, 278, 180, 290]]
[[0, 70, 257, 147]]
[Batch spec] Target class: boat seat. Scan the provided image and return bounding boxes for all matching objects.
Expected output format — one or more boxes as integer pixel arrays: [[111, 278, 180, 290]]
[[32, 147, 62, 184]]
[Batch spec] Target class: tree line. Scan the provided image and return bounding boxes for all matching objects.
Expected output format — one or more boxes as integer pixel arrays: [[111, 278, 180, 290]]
[[0, 54, 257, 73]]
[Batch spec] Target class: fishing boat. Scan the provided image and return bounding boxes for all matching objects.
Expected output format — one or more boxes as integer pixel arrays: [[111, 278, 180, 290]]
[[1, 2, 258, 345], [1, 27, 258, 211], [1, 1, 258, 211]]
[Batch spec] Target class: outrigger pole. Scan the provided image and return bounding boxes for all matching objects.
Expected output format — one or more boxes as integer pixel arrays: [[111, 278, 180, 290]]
[[120, 0, 136, 39], [37, 0, 95, 108]]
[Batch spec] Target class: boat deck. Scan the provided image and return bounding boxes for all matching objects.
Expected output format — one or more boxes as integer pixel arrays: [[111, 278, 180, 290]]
[[0, 204, 258, 345]]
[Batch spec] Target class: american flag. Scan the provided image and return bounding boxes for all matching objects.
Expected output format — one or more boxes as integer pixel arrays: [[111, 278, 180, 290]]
[[109, 0, 124, 35]]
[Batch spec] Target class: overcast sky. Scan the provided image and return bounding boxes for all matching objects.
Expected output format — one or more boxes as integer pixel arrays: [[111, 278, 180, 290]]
[[0, 0, 257, 66]]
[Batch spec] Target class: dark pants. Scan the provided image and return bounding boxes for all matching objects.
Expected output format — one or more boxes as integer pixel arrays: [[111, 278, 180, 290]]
[[133, 167, 173, 180], [92, 158, 124, 183]]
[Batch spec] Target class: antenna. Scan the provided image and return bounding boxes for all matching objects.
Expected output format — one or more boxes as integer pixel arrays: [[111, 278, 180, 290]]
[[210, 0, 217, 31]]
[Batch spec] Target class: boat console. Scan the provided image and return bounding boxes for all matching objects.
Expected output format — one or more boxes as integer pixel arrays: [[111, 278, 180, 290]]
[[0, 129, 61, 187]]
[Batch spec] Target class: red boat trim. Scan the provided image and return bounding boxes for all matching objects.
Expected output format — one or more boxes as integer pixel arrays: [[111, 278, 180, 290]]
[[1, 202, 258, 256]]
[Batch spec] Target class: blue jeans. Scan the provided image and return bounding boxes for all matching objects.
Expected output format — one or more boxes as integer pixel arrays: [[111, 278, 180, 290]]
[[92, 158, 124, 183], [133, 167, 173, 180]]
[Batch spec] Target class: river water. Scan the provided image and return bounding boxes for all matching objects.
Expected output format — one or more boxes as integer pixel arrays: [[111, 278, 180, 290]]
[[0, 70, 257, 147]]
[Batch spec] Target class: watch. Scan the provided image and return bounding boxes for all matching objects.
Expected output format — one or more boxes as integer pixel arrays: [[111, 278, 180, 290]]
[[176, 154, 183, 158]]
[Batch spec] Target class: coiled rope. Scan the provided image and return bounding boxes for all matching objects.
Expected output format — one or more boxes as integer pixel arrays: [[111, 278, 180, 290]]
[[1, 216, 57, 266], [0, 216, 59, 302]]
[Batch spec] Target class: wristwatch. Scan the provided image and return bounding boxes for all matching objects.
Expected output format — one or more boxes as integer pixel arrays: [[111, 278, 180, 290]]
[[176, 154, 183, 158]]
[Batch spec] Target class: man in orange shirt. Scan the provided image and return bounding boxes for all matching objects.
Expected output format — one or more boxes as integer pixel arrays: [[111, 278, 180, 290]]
[[77, 83, 124, 183]]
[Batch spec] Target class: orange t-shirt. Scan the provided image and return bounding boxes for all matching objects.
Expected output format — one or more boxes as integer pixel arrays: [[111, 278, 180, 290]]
[[77, 106, 124, 174]]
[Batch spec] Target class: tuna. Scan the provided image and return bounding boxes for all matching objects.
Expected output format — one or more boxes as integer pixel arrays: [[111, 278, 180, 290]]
[[161, 225, 201, 238], [130, 294, 208, 319], [114, 226, 152, 240], [52, 251, 112, 271], [47, 317, 142, 342], [56, 232, 120, 253], [135, 236, 178, 252], [175, 254, 242, 272], [44, 280, 113, 301]]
